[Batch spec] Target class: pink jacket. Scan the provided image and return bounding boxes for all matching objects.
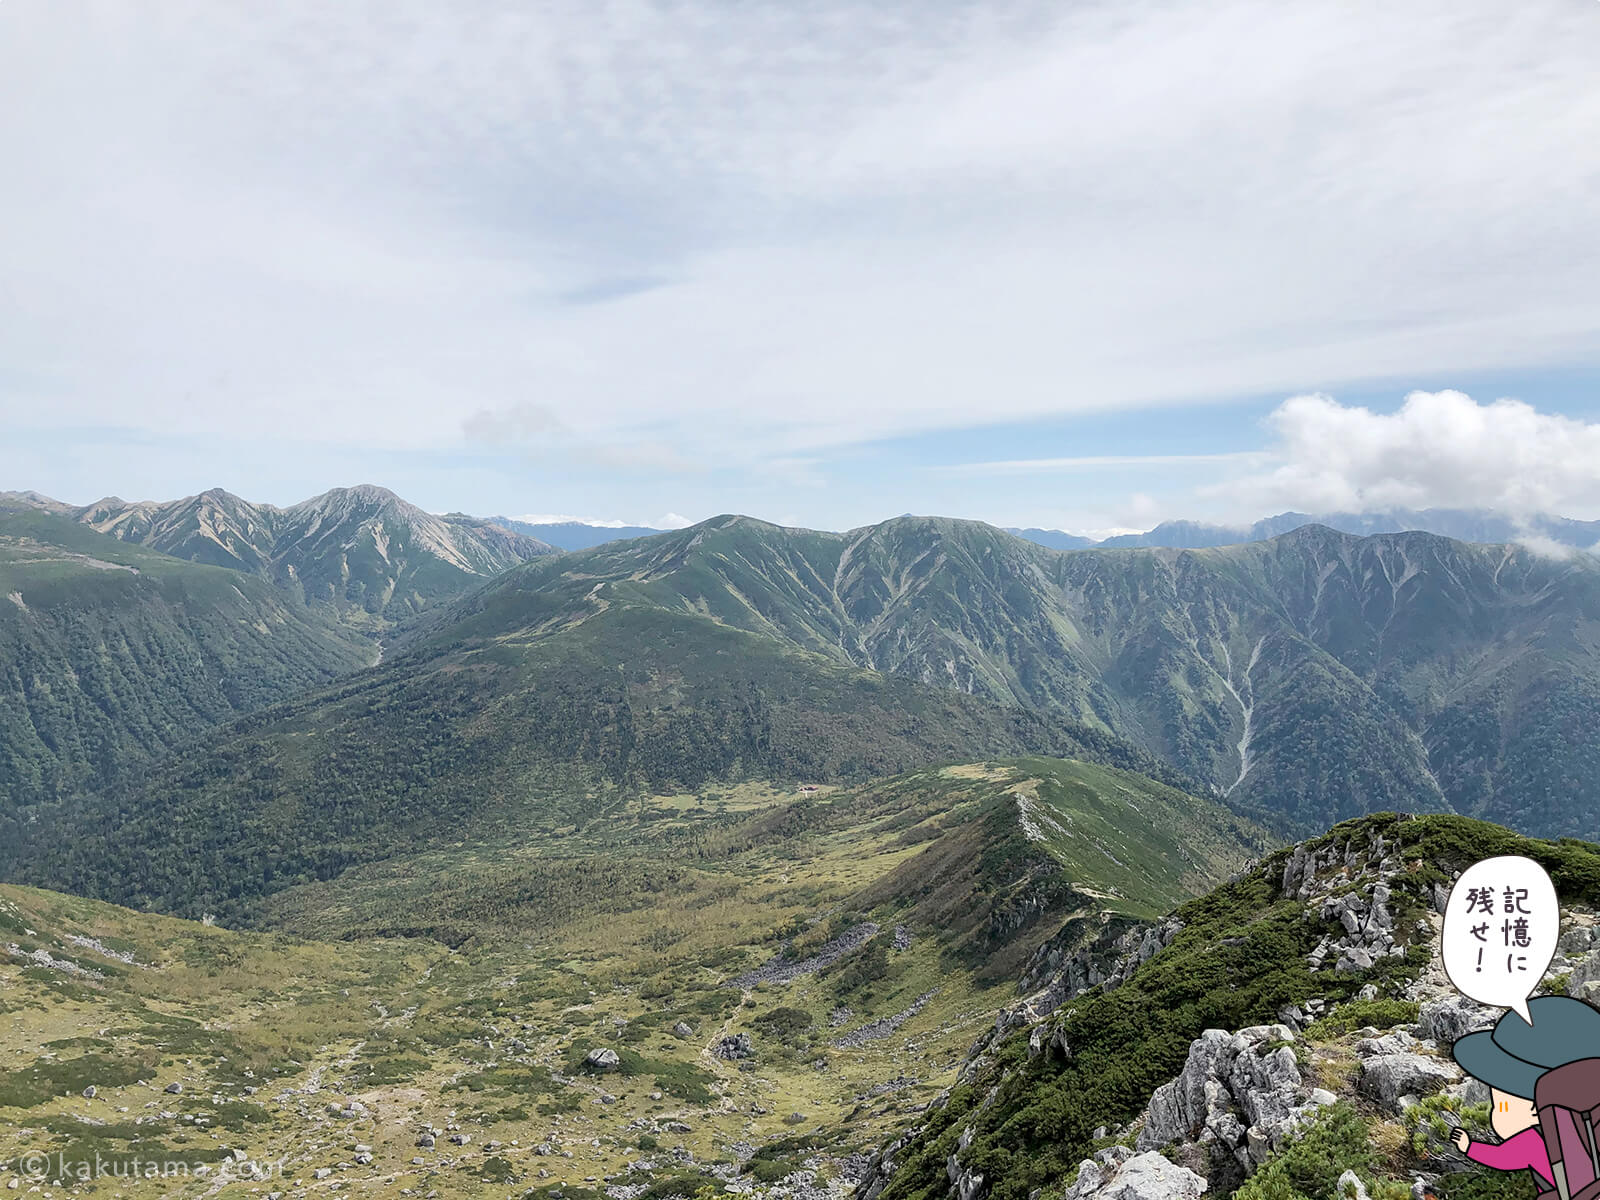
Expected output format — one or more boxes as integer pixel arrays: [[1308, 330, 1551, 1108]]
[[1467, 1129, 1555, 1188]]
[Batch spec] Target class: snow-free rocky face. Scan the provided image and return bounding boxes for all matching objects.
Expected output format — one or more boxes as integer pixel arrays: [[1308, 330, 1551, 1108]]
[[860, 813, 1600, 1200]]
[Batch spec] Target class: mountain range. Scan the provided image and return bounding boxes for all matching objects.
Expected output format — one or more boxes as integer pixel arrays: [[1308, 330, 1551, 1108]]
[[487, 507, 1600, 555], [1, 484, 557, 627], [423, 513, 1600, 836], [1083, 507, 1600, 551], [493, 515, 675, 551], [7, 506, 1599, 930], [13, 487, 1596, 566]]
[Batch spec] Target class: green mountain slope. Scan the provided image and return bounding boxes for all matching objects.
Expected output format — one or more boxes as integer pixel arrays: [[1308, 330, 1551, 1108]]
[[5, 603, 1194, 924], [845, 758, 1267, 980], [0, 510, 372, 810], [246, 757, 1261, 952], [420, 515, 1600, 836], [7, 507, 1597, 918]]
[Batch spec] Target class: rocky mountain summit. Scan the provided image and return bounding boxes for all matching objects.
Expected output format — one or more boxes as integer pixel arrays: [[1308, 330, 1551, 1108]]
[[861, 814, 1600, 1200]]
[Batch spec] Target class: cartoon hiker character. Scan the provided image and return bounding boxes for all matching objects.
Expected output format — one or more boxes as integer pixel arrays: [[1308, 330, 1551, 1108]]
[[1450, 995, 1600, 1198]]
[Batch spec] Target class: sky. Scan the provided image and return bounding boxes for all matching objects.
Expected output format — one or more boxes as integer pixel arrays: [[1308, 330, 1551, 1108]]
[[4, 1, 1600, 537]]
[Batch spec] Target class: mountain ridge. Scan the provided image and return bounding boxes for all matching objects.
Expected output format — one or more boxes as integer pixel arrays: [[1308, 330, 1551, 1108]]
[[1016, 505, 1600, 552], [491, 514, 672, 550], [4, 484, 558, 627], [411, 513, 1600, 837]]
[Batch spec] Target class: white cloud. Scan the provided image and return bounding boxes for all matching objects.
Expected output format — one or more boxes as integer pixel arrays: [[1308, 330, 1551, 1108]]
[[1516, 535, 1580, 561], [1208, 391, 1600, 518], [2, 0, 1599, 478]]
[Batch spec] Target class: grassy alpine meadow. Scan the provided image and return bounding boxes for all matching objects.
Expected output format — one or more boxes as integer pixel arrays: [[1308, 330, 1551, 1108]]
[[0, 759, 1260, 1197]]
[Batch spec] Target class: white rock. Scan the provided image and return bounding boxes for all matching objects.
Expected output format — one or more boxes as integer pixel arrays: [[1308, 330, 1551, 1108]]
[[1099, 1152, 1209, 1200]]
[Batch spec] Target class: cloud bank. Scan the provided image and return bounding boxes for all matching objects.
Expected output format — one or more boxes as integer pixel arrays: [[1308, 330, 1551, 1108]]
[[3, 0, 1599, 482], [1211, 391, 1600, 518]]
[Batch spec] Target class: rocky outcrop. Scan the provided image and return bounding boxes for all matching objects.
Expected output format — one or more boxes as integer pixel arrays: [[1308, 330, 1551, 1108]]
[[1416, 995, 1495, 1045], [1303, 883, 1405, 974], [1066, 1151, 1208, 1200], [1562, 923, 1600, 1001], [728, 922, 880, 988], [1014, 915, 1181, 1017], [4, 943, 107, 980], [1355, 1031, 1460, 1111], [979, 915, 1183, 1078], [714, 1033, 755, 1060], [945, 1126, 985, 1200], [834, 991, 938, 1049], [858, 819, 1599, 1200], [1136, 1025, 1334, 1169]]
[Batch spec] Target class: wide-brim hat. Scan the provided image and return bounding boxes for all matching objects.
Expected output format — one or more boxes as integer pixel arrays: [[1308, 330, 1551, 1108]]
[[1451, 996, 1600, 1099]]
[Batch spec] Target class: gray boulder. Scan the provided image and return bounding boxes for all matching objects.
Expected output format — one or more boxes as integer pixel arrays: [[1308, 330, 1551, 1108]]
[[1099, 1152, 1209, 1200], [672, 1021, 695, 1039], [1139, 1024, 1327, 1166], [1419, 996, 1495, 1045], [1336, 947, 1375, 973], [1568, 949, 1600, 1002], [584, 1048, 621, 1071], [1139, 1030, 1234, 1149], [1097, 1145, 1134, 1171], [1066, 1160, 1108, 1200], [1359, 1053, 1460, 1110], [1355, 1030, 1418, 1057], [713, 1033, 755, 1060]]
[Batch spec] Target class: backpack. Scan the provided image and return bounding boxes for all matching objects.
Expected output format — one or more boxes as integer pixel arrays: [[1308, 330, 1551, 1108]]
[[1536, 1057, 1600, 1200]]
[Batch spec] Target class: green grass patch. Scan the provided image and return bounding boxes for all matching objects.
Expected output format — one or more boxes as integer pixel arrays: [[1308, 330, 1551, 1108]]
[[1234, 1103, 1375, 1200], [0, 1050, 159, 1109], [1303, 1000, 1421, 1039]]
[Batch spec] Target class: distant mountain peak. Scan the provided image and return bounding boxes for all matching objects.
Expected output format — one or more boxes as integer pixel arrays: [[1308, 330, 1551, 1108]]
[[0, 489, 76, 515], [1012, 507, 1600, 553], [291, 483, 409, 514], [45, 484, 555, 627], [491, 515, 669, 551]]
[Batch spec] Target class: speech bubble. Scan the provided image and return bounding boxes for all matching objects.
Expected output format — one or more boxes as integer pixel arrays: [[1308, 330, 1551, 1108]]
[[1441, 855, 1559, 1025]]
